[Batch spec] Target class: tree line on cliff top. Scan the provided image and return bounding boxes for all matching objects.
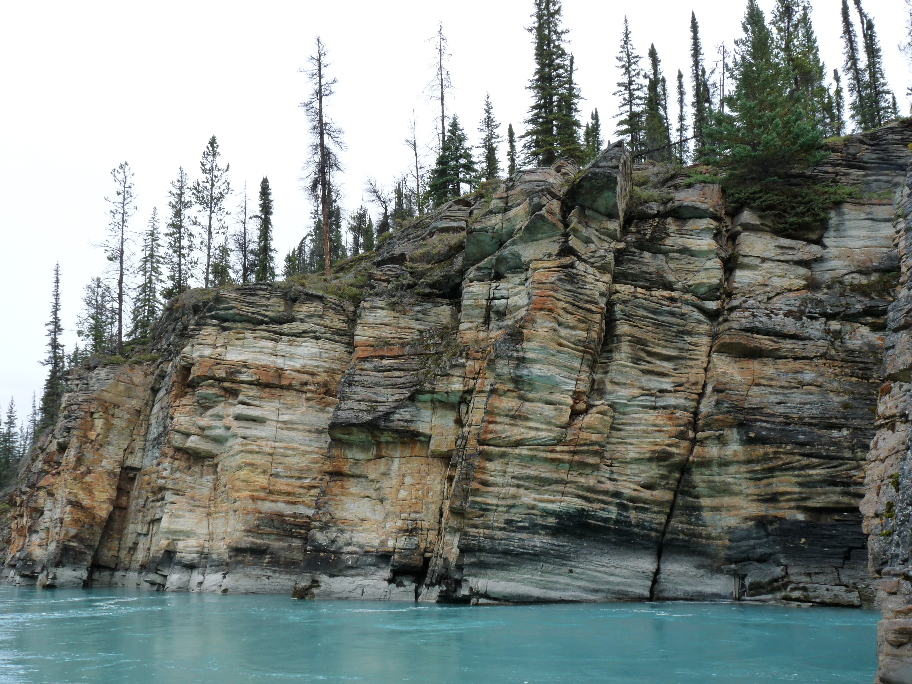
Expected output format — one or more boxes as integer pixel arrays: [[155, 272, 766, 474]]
[[22, 0, 909, 456]]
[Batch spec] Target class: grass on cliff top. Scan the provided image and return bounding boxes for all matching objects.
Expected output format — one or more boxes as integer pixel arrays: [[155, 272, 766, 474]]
[[283, 251, 374, 304]]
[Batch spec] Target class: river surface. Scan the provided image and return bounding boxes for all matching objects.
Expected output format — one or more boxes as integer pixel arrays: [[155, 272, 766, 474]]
[[0, 586, 878, 683]]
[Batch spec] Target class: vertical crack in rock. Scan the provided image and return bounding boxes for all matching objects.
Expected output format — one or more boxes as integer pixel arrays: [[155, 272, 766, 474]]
[[649, 335, 714, 601]]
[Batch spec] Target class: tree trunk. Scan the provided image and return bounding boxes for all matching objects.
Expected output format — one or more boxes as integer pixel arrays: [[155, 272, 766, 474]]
[[317, 46, 331, 278]]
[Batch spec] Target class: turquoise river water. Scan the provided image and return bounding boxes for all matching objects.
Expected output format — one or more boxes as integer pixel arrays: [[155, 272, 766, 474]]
[[0, 586, 878, 683]]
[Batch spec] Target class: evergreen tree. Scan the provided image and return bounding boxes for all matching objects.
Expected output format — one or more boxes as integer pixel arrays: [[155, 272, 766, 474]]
[[163, 167, 195, 299], [690, 12, 710, 156], [210, 238, 233, 287], [77, 277, 116, 356], [254, 177, 276, 282], [0, 398, 16, 483], [841, 0, 868, 129], [614, 17, 645, 154], [582, 109, 603, 163], [192, 136, 231, 289], [27, 394, 37, 455], [104, 162, 136, 355], [705, 0, 822, 177], [555, 53, 583, 161], [478, 93, 502, 180], [857, 5, 894, 126], [507, 124, 517, 175], [329, 204, 346, 263], [39, 264, 65, 430], [522, 0, 574, 166], [130, 208, 163, 341], [428, 116, 478, 206], [772, 1, 828, 130], [644, 44, 671, 161], [301, 37, 344, 278], [832, 69, 847, 136], [283, 238, 307, 279], [233, 186, 255, 284], [676, 70, 688, 164], [347, 206, 371, 255]]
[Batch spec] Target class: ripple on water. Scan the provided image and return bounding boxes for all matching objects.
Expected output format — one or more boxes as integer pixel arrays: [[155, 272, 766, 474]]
[[0, 587, 879, 684]]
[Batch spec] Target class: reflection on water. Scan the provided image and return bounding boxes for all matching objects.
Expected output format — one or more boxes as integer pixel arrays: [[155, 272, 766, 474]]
[[0, 586, 877, 683]]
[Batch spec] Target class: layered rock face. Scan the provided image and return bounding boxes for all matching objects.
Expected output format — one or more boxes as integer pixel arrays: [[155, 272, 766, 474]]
[[4, 123, 911, 615], [866, 157, 912, 684]]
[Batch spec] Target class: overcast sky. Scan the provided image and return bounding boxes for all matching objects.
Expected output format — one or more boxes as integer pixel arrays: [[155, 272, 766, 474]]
[[0, 0, 909, 425]]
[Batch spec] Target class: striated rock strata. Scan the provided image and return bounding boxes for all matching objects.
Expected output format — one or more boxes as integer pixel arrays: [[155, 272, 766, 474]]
[[4, 123, 912, 616]]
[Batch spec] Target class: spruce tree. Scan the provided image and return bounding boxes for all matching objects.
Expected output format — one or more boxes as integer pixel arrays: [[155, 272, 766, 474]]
[[857, 6, 894, 127], [1, 398, 18, 481], [254, 177, 276, 282], [676, 70, 688, 164], [105, 162, 136, 355], [428, 116, 478, 206], [478, 93, 502, 180], [832, 69, 847, 136], [210, 239, 233, 287], [507, 124, 517, 175], [690, 12, 710, 156], [301, 37, 344, 278], [77, 277, 116, 356], [365, 178, 391, 237], [614, 17, 645, 154], [555, 53, 583, 161], [522, 0, 573, 166], [582, 109, 603, 163], [644, 44, 671, 161], [772, 1, 828, 130], [163, 167, 195, 299], [39, 264, 65, 430], [192, 136, 231, 289], [130, 208, 163, 341], [347, 206, 371, 255], [705, 0, 822, 177]]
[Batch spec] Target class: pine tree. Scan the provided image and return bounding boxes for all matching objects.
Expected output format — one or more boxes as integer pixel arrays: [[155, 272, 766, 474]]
[[130, 208, 163, 341], [614, 17, 645, 154], [522, 0, 574, 166], [690, 12, 709, 156], [163, 167, 195, 299], [705, 0, 822, 177], [507, 124, 517, 175], [233, 186, 255, 284], [39, 264, 65, 430], [582, 109, 603, 163], [478, 93, 502, 180], [77, 277, 116, 356], [254, 177, 276, 282], [192, 136, 231, 289], [302, 37, 345, 278], [676, 70, 688, 164], [428, 116, 479, 206], [104, 162, 136, 355], [644, 44, 671, 161], [27, 394, 37, 454]]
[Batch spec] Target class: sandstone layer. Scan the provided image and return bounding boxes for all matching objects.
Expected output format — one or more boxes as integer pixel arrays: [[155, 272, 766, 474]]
[[4, 123, 912, 620]]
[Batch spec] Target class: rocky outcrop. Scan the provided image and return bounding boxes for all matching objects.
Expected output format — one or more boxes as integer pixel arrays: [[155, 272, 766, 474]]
[[865, 158, 912, 684], [4, 124, 912, 618]]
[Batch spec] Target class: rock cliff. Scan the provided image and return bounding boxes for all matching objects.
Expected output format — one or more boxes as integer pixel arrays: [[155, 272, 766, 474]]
[[4, 124, 912, 627]]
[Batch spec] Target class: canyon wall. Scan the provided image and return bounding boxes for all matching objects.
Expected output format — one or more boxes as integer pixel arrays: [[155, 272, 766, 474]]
[[4, 124, 911, 622]]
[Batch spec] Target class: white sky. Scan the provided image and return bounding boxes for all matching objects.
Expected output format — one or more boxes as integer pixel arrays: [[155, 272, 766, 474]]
[[0, 0, 909, 424]]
